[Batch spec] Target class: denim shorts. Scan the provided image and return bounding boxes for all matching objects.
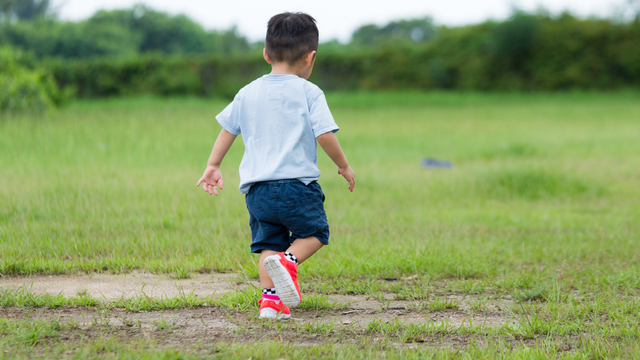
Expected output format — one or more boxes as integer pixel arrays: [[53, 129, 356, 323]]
[[245, 180, 329, 253]]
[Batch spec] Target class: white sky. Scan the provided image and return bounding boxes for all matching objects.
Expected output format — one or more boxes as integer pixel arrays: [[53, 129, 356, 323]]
[[52, 0, 624, 43]]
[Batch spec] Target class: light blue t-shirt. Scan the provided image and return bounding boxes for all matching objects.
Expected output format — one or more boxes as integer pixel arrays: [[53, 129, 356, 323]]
[[216, 74, 339, 194]]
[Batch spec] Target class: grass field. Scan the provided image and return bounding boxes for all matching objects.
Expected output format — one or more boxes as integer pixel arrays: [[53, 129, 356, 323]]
[[1, 91, 640, 358]]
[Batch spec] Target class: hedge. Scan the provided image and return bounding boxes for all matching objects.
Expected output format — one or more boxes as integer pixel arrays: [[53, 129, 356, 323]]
[[45, 14, 640, 98]]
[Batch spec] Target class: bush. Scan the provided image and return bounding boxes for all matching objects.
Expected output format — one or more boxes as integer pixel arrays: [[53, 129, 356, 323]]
[[46, 53, 269, 99], [0, 47, 63, 113], [41, 13, 640, 99]]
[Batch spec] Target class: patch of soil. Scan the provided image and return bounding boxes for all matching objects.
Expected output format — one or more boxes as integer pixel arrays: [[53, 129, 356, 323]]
[[0, 272, 241, 299], [2, 306, 514, 350], [1, 273, 524, 351]]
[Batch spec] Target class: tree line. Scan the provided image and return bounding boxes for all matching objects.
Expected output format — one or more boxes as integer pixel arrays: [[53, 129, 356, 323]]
[[0, 2, 251, 58], [1, 2, 640, 112]]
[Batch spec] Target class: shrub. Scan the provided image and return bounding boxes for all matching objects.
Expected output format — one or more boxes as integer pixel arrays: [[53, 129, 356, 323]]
[[39, 13, 640, 99], [0, 47, 63, 113]]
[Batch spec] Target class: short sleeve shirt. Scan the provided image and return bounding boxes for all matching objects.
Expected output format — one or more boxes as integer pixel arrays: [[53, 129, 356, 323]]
[[216, 74, 339, 194]]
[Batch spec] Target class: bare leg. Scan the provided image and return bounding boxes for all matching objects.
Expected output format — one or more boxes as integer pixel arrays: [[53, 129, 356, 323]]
[[286, 236, 324, 264], [259, 250, 278, 288]]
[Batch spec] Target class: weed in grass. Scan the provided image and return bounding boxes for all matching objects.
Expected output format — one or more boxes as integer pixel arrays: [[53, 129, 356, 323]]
[[116, 314, 137, 328], [365, 318, 402, 335], [515, 286, 548, 302], [370, 291, 388, 303], [0, 286, 99, 308], [391, 284, 430, 301], [111, 291, 209, 312], [424, 297, 459, 311], [302, 318, 335, 335], [92, 308, 112, 327], [470, 297, 489, 311], [152, 314, 174, 332], [0, 317, 61, 347], [458, 280, 486, 294], [171, 268, 192, 280], [365, 318, 461, 340], [211, 285, 260, 311]]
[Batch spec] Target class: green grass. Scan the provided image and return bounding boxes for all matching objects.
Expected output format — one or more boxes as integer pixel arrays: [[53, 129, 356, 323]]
[[1, 91, 640, 357], [2, 311, 640, 358]]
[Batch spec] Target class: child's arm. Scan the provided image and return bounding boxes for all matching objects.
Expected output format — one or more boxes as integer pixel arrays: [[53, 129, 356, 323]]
[[317, 131, 355, 192], [196, 129, 237, 196]]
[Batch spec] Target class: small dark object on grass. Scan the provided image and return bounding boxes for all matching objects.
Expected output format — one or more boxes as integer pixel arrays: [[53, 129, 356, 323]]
[[382, 277, 398, 281], [422, 158, 452, 168], [341, 310, 361, 315]]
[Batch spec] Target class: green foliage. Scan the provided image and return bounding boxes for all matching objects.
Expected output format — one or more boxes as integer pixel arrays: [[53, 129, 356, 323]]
[[46, 53, 269, 98], [0, 19, 140, 59], [0, 5, 251, 59], [0, 0, 50, 22], [35, 11, 640, 98], [351, 17, 436, 46], [0, 46, 62, 112]]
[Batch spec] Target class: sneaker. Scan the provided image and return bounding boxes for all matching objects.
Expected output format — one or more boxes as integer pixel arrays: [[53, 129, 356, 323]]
[[264, 253, 301, 308], [259, 299, 291, 320]]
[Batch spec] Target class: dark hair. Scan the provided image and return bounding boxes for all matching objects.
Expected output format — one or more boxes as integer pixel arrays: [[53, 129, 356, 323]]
[[266, 12, 319, 65]]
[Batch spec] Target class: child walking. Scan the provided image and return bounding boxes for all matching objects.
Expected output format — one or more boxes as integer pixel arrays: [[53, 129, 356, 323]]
[[196, 12, 355, 319]]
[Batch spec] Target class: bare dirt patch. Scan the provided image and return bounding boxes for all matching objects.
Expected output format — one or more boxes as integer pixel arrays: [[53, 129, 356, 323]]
[[1, 273, 522, 350], [0, 274, 529, 353], [327, 294, 513, 328], [0, 272, 241, 299], [1, 305, 514, 350]]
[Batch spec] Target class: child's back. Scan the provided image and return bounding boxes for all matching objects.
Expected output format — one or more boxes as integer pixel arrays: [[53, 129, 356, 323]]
[[216, 74, 338, 194]]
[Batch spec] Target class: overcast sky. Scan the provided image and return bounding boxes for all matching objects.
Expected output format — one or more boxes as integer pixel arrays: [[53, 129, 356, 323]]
[[52, 0, 626, 42]]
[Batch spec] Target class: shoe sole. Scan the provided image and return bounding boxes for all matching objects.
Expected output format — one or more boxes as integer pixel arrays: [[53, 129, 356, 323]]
[[259, 308, 290, 320], [264, 255, 301, 308]]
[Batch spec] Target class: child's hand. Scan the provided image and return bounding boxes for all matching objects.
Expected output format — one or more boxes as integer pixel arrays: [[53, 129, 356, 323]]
[[338, 165, 355, 192], [196, 166, 224, 196]]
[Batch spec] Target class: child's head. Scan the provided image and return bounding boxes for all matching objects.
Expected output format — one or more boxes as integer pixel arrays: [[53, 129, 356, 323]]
[[265, 12, 319, 66]]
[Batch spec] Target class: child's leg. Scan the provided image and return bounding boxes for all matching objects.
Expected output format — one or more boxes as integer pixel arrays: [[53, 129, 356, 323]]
[[262, 235, 324, 308], [258, 249, 292, 319], [259, 250, 279, 288], [286, 236, 324, 264]]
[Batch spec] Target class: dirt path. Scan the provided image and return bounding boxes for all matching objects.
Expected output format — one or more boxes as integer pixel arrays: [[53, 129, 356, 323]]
[[0, 273, 530, 352], [1, 305, 515, 349], [0, 272, 239, 299], [1, 273, 517, 339]]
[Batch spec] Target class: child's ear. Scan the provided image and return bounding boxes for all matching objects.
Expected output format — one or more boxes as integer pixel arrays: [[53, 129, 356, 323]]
[[305, 50, 317, 66], [263, 48, 272, 64]]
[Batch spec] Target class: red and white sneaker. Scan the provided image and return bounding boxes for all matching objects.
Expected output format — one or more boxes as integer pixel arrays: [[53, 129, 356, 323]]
[[259, 299, 291, 320], [264, 253, 301, 308]]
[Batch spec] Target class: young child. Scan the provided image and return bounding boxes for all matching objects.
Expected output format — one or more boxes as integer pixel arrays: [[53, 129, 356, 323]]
[[196, 12, 355, 320]]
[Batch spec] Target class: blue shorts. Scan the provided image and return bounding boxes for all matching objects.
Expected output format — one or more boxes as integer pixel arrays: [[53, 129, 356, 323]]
[[245, 180, 330, 253]]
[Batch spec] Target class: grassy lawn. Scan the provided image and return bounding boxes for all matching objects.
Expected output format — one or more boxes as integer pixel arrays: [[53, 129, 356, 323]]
[[1, 91, 639, 358]]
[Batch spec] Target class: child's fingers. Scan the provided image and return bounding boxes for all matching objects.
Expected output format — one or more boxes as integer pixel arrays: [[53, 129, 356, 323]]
[[212, 184, 218, 196], [218, 177, 224, 190], [196, 178, 204, 187]]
